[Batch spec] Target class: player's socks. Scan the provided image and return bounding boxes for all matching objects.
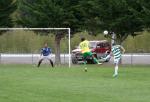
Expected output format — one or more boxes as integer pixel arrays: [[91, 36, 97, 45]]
[[113, 65, 118, 77], [37, 62, 41, 67], [37, 60, 42, 67], [114, 65, 118, 75], [93, 58, 101, 64], [51, 62, 54, 67], [49, 60, 54, 67], [83, 61, 87, 65]]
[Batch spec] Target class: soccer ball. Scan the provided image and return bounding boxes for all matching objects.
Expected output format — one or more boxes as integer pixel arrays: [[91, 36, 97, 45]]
[[84, 67, 87, 72], [103, 30, 108, 35]]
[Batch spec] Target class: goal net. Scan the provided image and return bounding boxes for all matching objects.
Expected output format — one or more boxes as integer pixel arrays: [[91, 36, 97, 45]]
[[0, 28, 71, 67]]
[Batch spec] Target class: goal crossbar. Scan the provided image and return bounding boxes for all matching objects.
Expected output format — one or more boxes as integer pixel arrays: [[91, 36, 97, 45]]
[[0, 28, 70, 30], [0, 28, 71, 68]]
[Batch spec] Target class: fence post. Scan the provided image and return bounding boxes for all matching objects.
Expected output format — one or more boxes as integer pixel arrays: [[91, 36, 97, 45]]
[[63, 53, 65, 64], [32, 53, 33, 65], [0, 53, 1, 64], [131, 53, 133, 66]]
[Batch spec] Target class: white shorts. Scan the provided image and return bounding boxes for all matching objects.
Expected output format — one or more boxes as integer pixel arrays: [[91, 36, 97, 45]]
[[114, 58, 121, 64], [39, 55, 51, 60]]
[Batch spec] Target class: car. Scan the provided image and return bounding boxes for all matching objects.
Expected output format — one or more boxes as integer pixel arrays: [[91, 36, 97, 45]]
[[71, 40, 111, 64]]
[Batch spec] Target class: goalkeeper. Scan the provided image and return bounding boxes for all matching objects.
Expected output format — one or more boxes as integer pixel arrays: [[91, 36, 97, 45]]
[[79, 37, 101, 65], [37, 43, 54, 67]]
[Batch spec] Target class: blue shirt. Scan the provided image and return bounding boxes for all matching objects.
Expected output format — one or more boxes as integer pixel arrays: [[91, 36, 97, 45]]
[[41, 47, 52, 56]]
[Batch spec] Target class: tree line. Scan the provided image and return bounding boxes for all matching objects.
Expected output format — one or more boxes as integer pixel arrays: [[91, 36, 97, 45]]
[[0, 0, 150, 64]]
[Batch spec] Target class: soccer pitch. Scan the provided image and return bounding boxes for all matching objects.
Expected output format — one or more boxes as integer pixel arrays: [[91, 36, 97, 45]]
[[0, 64, 150, 102]]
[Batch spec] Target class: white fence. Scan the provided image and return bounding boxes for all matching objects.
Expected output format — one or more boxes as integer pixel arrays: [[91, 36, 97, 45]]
[[0, 54, 69, 64], [122, 54, 150, 65], [0, 53, 150, 65]]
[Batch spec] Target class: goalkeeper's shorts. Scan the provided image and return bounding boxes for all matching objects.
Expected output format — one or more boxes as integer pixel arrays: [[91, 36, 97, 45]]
[[39, 55, 51, 60]]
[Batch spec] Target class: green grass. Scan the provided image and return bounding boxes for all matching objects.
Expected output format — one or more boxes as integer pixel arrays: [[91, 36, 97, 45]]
[[0, 64, 150, 102]]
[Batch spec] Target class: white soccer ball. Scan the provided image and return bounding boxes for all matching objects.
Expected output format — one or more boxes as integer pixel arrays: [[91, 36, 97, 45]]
[[84, 67, 87, 72], [103, 30, 108, 35]]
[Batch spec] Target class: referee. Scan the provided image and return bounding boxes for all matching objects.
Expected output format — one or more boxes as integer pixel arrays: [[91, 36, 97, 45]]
[[37, 43, 54, 67]]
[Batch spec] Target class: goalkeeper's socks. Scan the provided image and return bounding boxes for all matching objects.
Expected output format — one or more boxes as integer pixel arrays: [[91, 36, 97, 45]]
[[37, 63, 40, 67], [37, 60, 42, 67], [49, 59, 54, 67]]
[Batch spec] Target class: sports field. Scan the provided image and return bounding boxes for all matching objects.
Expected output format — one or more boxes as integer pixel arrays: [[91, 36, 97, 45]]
[[0, 64, 150, 102]]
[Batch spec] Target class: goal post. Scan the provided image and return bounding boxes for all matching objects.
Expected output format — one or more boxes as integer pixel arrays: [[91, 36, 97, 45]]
[[0, 28, 71, 68]]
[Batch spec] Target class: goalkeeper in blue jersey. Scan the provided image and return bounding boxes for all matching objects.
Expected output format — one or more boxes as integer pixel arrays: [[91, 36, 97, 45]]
[[103, 43, 125, 77], [37, 43, 54, 67]]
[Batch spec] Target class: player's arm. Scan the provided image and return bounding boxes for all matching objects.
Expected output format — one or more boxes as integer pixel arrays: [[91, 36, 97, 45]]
[[116, 45, 125, 54], [120, 46, 125, 54], [40, 49, 43, 56], [49, 48, 52, 54]]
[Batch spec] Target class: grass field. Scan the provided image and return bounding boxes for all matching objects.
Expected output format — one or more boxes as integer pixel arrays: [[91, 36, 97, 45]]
[[0, 64, 150, 102]]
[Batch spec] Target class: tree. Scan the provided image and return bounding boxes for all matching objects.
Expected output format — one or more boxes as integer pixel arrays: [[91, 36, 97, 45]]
[[140, 0, 150, 30], [77, 0, 102, 35], [79, 0, 150, 44], [0, 0, 16, 34], [17, 0, 82, 64], [99, 0, 143, 44]]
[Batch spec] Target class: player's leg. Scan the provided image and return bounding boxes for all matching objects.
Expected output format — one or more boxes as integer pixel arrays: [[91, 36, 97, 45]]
[[90, 52, 101, 64], [82, 53, 88, 72], [37, 58, 43, 67], [49, 59, 54, 67], [47, 55, 54, 67], [113, 58, 120, 77], [82, 53, 88, 65], [114, 63, 118, 76]]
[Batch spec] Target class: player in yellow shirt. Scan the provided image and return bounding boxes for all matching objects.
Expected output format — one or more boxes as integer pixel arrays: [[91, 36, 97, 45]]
[[79, 37, 101, 65]]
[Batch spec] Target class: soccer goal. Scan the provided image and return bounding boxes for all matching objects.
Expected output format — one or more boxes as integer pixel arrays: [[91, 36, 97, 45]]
[[0, 28, 71, 68]]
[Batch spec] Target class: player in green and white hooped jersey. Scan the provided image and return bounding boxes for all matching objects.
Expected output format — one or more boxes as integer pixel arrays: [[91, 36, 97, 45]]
[[111, 43, 125, 77], [103, 43, 125, 77]]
